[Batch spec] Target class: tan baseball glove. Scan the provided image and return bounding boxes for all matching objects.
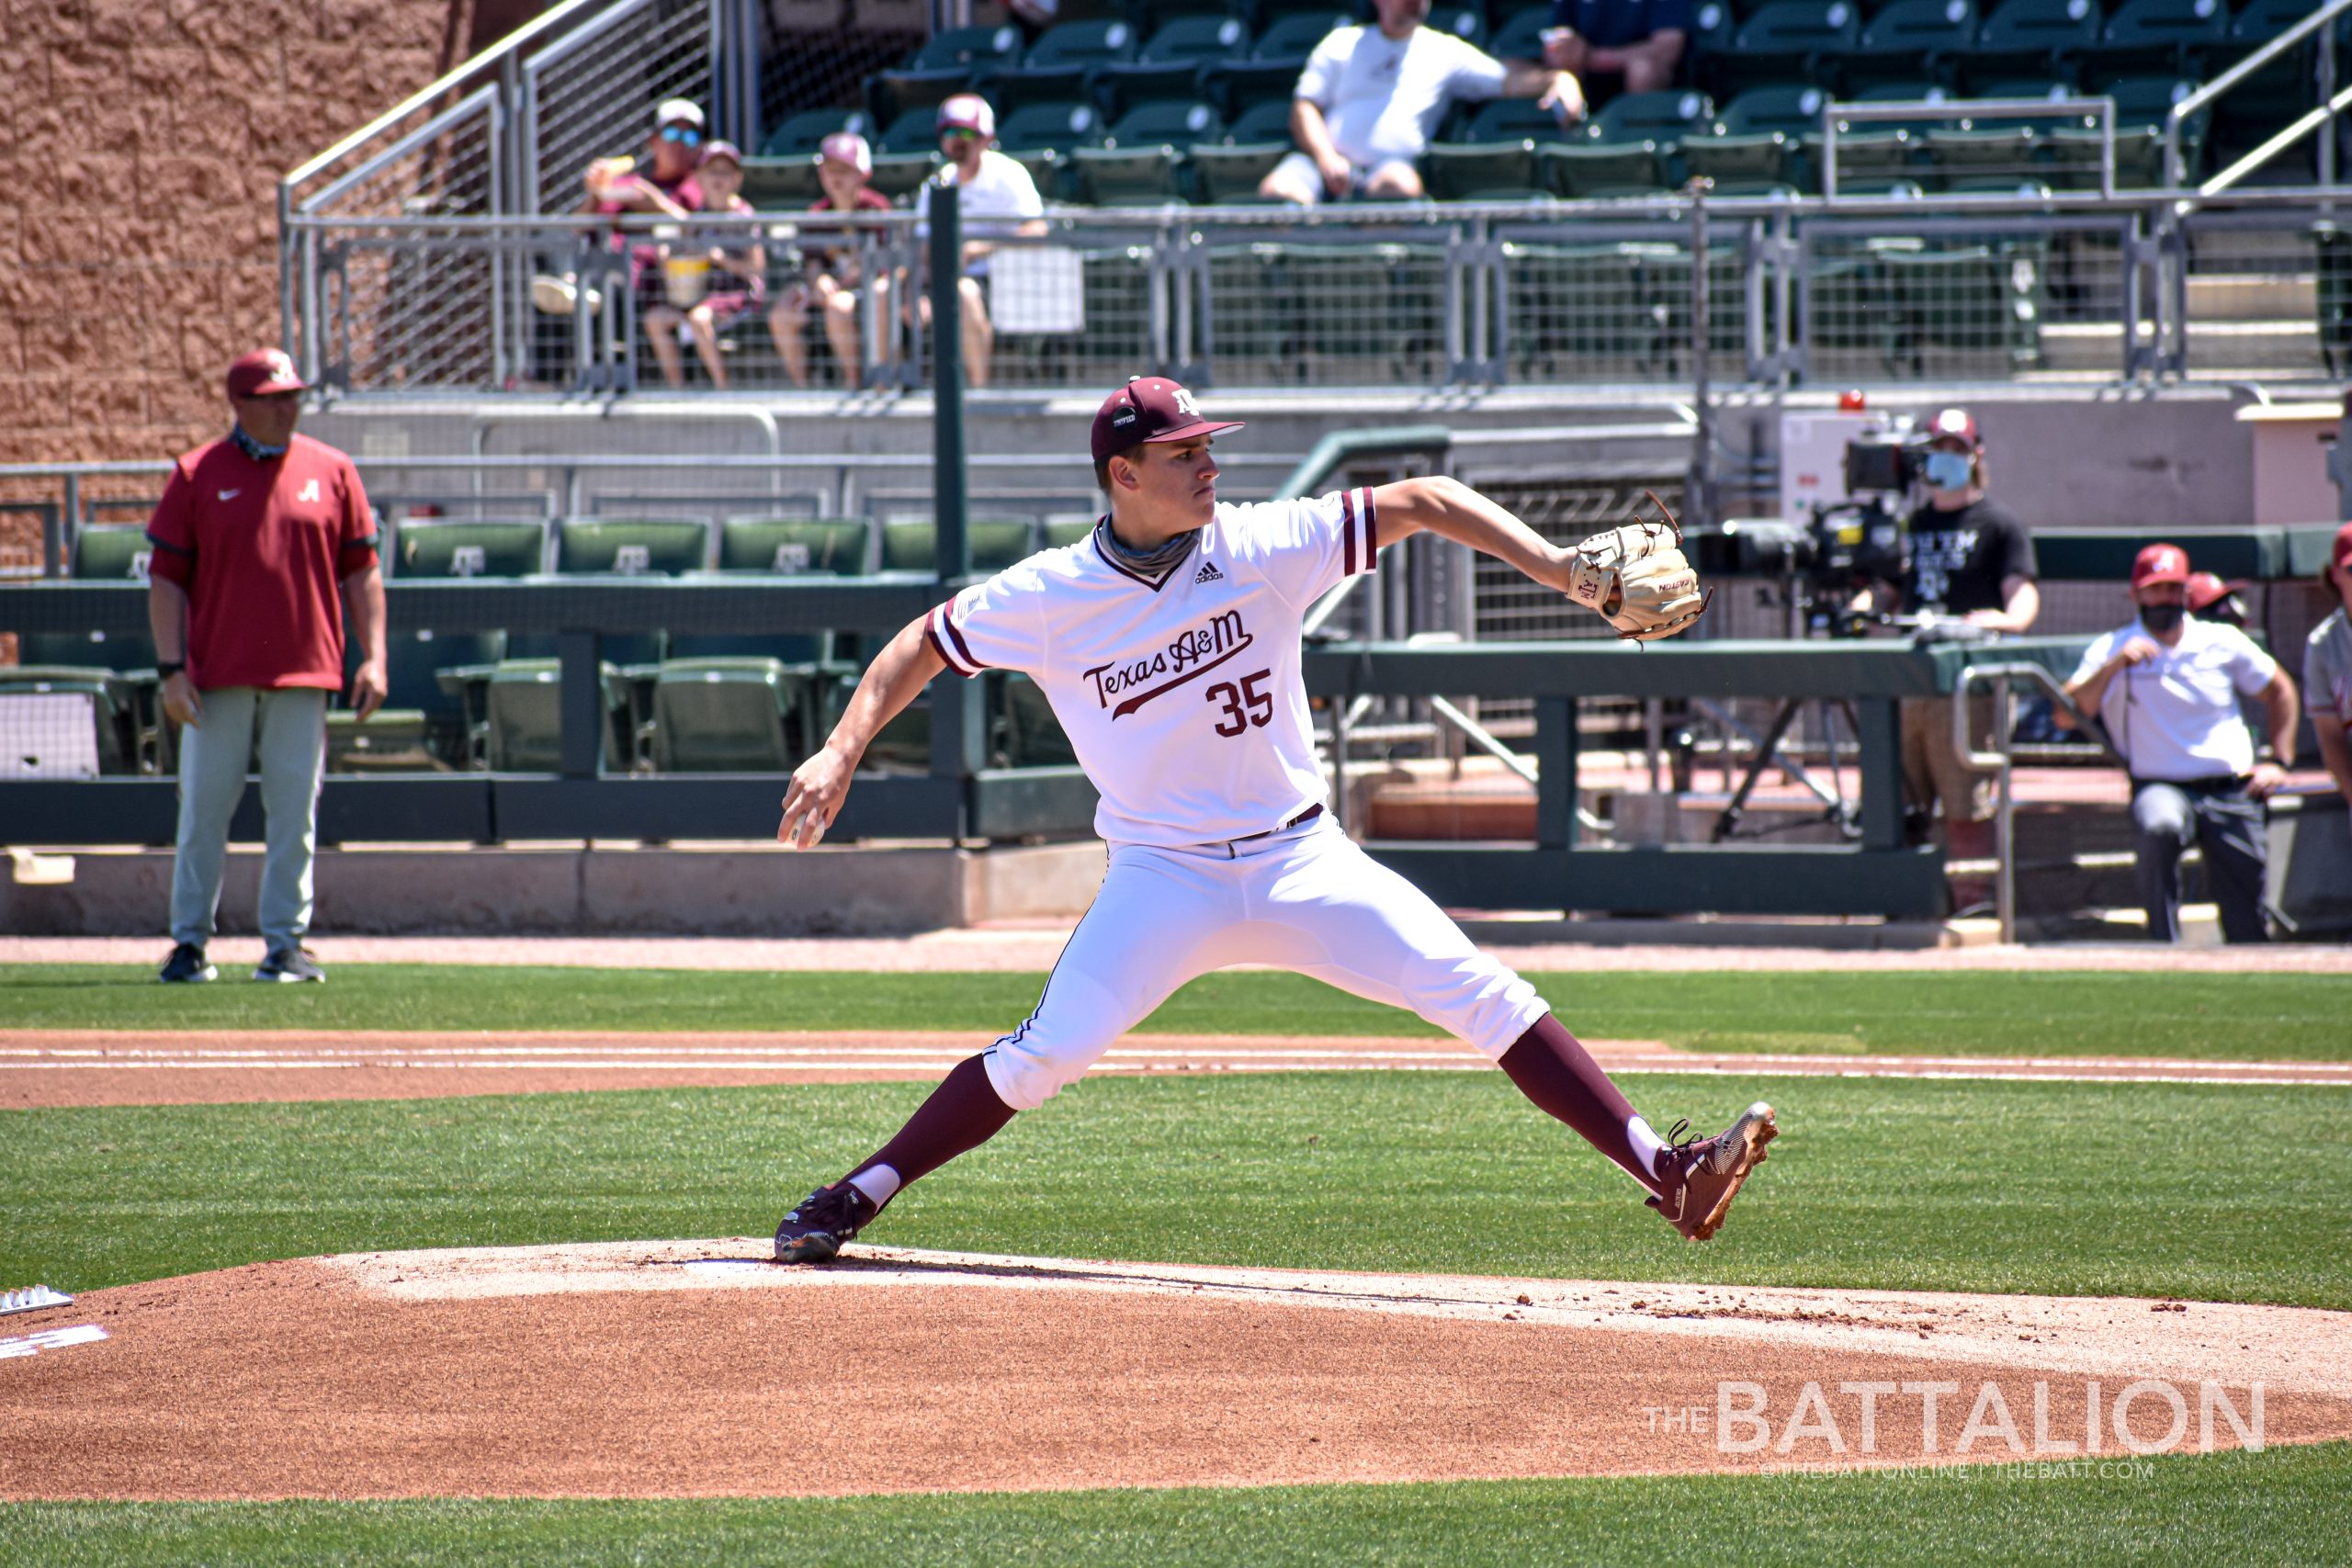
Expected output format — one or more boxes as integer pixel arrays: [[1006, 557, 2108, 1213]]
[[1563, 492, 1711, 643]]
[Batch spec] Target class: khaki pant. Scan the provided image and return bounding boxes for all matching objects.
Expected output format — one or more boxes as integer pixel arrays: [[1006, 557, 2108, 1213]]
[[1899, 695, 1996, 825], [168, 686, 328, 952]]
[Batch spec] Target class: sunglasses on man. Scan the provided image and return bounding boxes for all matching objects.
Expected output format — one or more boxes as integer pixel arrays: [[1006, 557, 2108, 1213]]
[[660, 124, 703, 146], [940, 127, 983, 142]]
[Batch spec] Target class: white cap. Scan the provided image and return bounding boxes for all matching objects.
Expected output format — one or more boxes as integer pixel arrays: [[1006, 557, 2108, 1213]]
[[655, 98, 706, 130], [936, 93, 996, 141]]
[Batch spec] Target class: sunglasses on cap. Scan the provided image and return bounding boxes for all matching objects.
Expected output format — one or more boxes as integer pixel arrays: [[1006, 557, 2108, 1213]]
[[659, 124, 702, 146]]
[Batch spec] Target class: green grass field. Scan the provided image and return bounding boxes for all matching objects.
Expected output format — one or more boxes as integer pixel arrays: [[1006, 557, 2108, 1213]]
[[6, 964, 2348, 1060], [6, 964, 2348, 1562]]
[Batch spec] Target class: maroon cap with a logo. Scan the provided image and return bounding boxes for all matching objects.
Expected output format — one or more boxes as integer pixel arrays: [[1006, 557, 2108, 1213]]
[[2132, 542, 2191, 588], [225, 347, 306, 398], [1925, 407, 1981, 447], [1090, 377, 1244, 463]]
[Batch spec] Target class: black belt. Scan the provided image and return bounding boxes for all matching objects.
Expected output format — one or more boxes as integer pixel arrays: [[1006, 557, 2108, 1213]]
[[1227, 803, 1324, 846], [2132, 774, 2248, 795]]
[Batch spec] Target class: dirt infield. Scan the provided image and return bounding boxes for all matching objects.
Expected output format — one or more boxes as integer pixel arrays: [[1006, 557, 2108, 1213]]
[[10, 1030, 2352, 1108], [3, 1241, 2345, 1501]]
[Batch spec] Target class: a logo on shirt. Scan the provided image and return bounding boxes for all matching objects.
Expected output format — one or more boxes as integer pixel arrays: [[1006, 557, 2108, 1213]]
[[1083, 609, 1255, 718], [1913, 527, 1978, 607], [218, 489, 240, 502], [1193, 559, 1224, 584], [297, 479, 321, 503]]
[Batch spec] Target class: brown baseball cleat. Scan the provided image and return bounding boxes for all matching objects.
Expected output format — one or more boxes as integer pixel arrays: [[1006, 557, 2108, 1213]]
[[1647, 1102, 1778, 1241], [774, 1179, 878, 1265]]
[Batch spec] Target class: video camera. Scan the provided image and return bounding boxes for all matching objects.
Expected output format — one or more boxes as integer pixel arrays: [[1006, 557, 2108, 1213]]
[[1687, 414, 1929, 635]]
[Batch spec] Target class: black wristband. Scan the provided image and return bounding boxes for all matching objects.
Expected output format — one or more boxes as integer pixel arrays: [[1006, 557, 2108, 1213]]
[[156, 660, 185, 678]]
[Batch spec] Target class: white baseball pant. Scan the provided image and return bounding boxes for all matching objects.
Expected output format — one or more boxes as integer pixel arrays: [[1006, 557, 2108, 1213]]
[[981, 815, 1550, 1111]]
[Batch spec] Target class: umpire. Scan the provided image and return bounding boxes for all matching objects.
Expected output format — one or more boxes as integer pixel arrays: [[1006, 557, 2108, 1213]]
[[147, 349, 387, 984]]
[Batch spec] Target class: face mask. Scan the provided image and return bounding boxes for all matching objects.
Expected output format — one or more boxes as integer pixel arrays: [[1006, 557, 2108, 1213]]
[[1923, 449, 1973, 491], [2139, 603, 2185, 635]]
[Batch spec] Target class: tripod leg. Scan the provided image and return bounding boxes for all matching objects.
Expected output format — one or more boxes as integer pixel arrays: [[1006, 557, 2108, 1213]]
[[1712, 698, 1804, 841]]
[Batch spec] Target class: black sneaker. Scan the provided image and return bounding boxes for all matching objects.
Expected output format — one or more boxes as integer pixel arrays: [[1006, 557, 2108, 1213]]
[[254, 946, 325, 983], [774, 1180, 878, 1265], [158, 942, 215, 984]]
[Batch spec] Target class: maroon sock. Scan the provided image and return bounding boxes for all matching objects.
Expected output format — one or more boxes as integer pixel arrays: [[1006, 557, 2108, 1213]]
[[845, 1053, 1016, 1210], [1498, 1014, 1655, 1190]]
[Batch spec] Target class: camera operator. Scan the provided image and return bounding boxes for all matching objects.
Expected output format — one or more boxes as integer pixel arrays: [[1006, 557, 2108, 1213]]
[[1849, 408, 2040, 915]]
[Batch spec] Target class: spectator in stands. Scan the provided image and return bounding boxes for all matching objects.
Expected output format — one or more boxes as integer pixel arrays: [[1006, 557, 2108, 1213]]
[[1849, 408, 2039, 914], [1260, 0, 1586, 206], [147, 350, 386, 986], [2303, 521, 2352, 809], [913, 94, 1046, 389], [2059, 543, 2301, 944], [2186, 570, 2251, 630], [1536, 0, 1690, 98], [644, 140, 766, 390], [535, 98, 708, 327], [767, 131, 893, 390]]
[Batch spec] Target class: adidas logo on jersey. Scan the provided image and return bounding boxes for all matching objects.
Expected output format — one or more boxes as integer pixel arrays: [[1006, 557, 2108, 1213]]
[[1193, 560, 1224, 585]]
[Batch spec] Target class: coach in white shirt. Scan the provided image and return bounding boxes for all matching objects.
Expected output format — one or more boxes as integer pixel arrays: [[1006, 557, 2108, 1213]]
[[914, 94, 1046, 388], [1261, 0, 1585, 205], [2059, 542, 2300, 943]]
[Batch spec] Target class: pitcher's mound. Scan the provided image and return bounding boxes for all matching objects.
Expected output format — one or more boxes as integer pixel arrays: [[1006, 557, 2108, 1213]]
[[5, 1240, 2347, 1500]]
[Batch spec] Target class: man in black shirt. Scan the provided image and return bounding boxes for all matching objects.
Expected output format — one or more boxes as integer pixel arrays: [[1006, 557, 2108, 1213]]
[[1857, 408, 2041, 913]]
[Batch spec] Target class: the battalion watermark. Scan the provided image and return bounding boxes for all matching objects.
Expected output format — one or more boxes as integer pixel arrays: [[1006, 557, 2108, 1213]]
[[1638, 1379, 2264, 1461]]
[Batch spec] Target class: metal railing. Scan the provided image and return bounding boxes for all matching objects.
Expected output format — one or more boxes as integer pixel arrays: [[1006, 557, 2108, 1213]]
[[281, 185, 2352, 397], [2170, 0, 2352, 194], [1823, 96, 2119, 200], [1952, 660, 2120, 943]]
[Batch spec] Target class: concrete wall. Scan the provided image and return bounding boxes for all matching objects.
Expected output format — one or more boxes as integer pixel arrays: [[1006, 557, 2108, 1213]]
[[0, 840, 1106, 935], [0, 0, 458, 534]]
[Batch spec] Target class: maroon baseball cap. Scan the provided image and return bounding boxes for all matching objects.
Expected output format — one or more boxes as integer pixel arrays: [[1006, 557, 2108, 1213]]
[[1091, 377, 1243, 464], [2331, 520, 2352, 574], [226, 347, 305, 398], [1925, 407, 1981, 447], [2185, 570, 2246, 613], [2132, 542, 2191, 588]]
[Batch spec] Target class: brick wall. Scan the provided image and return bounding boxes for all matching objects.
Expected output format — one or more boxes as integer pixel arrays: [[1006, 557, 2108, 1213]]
[[1, 0, 461, 490]]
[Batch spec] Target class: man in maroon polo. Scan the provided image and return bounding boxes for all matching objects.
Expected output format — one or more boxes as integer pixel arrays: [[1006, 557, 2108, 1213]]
[[146, 349, 387, 983]]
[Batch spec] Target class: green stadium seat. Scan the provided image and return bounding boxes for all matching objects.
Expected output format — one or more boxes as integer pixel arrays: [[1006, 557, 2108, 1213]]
[[328, 627, 509, 773], [0, 666, 141, 774], [1683, 1, 1743, 101], [469, 659, 636, 773], [1953, 0, 2102, 93], [2207, 0, 2322, 150], [1424, 138, 1547, 200], [1204, 243, 1291, 380], [716, 517, 875, 574], [1878, 241, 2045, 368], [1841, 0, 1981, 93], [1095, 16, 1252, 113], [1426, 6, 1490, 51], [1188, 100, 1298, 199], [761, 107, 875, 160], [1281, 240, 1449, 381], [392, 518, 549, 577], [1591, 89, 1718, 146], [880, 519, 1039, 574], [71, 524, 154, 581], [555, 517, 711, 575], [1505, 241, 1679, 377], [1044, 518, 1097, 547], [1488, 6, 1555, 62], [1716, 3, 1860, 102], [877, 106, 948, 154], [1541, 138, 1666, 195], [739, 156, 824, 209], [1465, 96, 1585, 144], [1686, 85, 1829, 186], [992, 17, 1142, 113], [997, 672, 1076, 766], [868, 23, 1025, 126], [2080, 0, 2228, 85]]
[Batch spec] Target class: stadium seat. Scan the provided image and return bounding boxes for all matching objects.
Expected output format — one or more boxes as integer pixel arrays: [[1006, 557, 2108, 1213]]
[[393, 518, 549, 577], [2207, 0, 2323, 152], [1716, 2, 1861, 102], [70, 524, 153, 581], [1426, 5, 1489, 51], [328, 627, 505, 772], [1840, 0, 1981, 93], [867, 24, 1025, 127], [1188, 99, 1299, 200], [997, 671, 1076, 765], [555, 518, 711, 575], [1591, 89, 1718, 147], [1505, 241, 1678, 376], [0, 664, 141, 774], [469, 660, 636, 772], [739, 156, 822, 208], [1487, 6, 1555, 62], [1541, 137, 1667, 194], [2078, 0, 2229, 85], [880, 518, 1039, 574], [1094, 16, 1252, 113], [761, 107, 876, 160], [1465, 96, 1586, 143], [1044, 518, 1098, 547], [1071, 102, 1223, 202], [877, 106, 949, 154], [1424, 138, 1547, 199], [1281, 240, 1450, 380], [994, 17, 1142, 113], [715, 517, 875, 574], [1680, 86, 1828, 186], [1953, 0, 2102, 93], [1684, 1, 1743, 103]]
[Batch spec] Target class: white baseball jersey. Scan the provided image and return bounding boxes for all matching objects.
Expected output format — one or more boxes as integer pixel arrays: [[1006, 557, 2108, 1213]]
[[926, 487, 1380, 847]]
